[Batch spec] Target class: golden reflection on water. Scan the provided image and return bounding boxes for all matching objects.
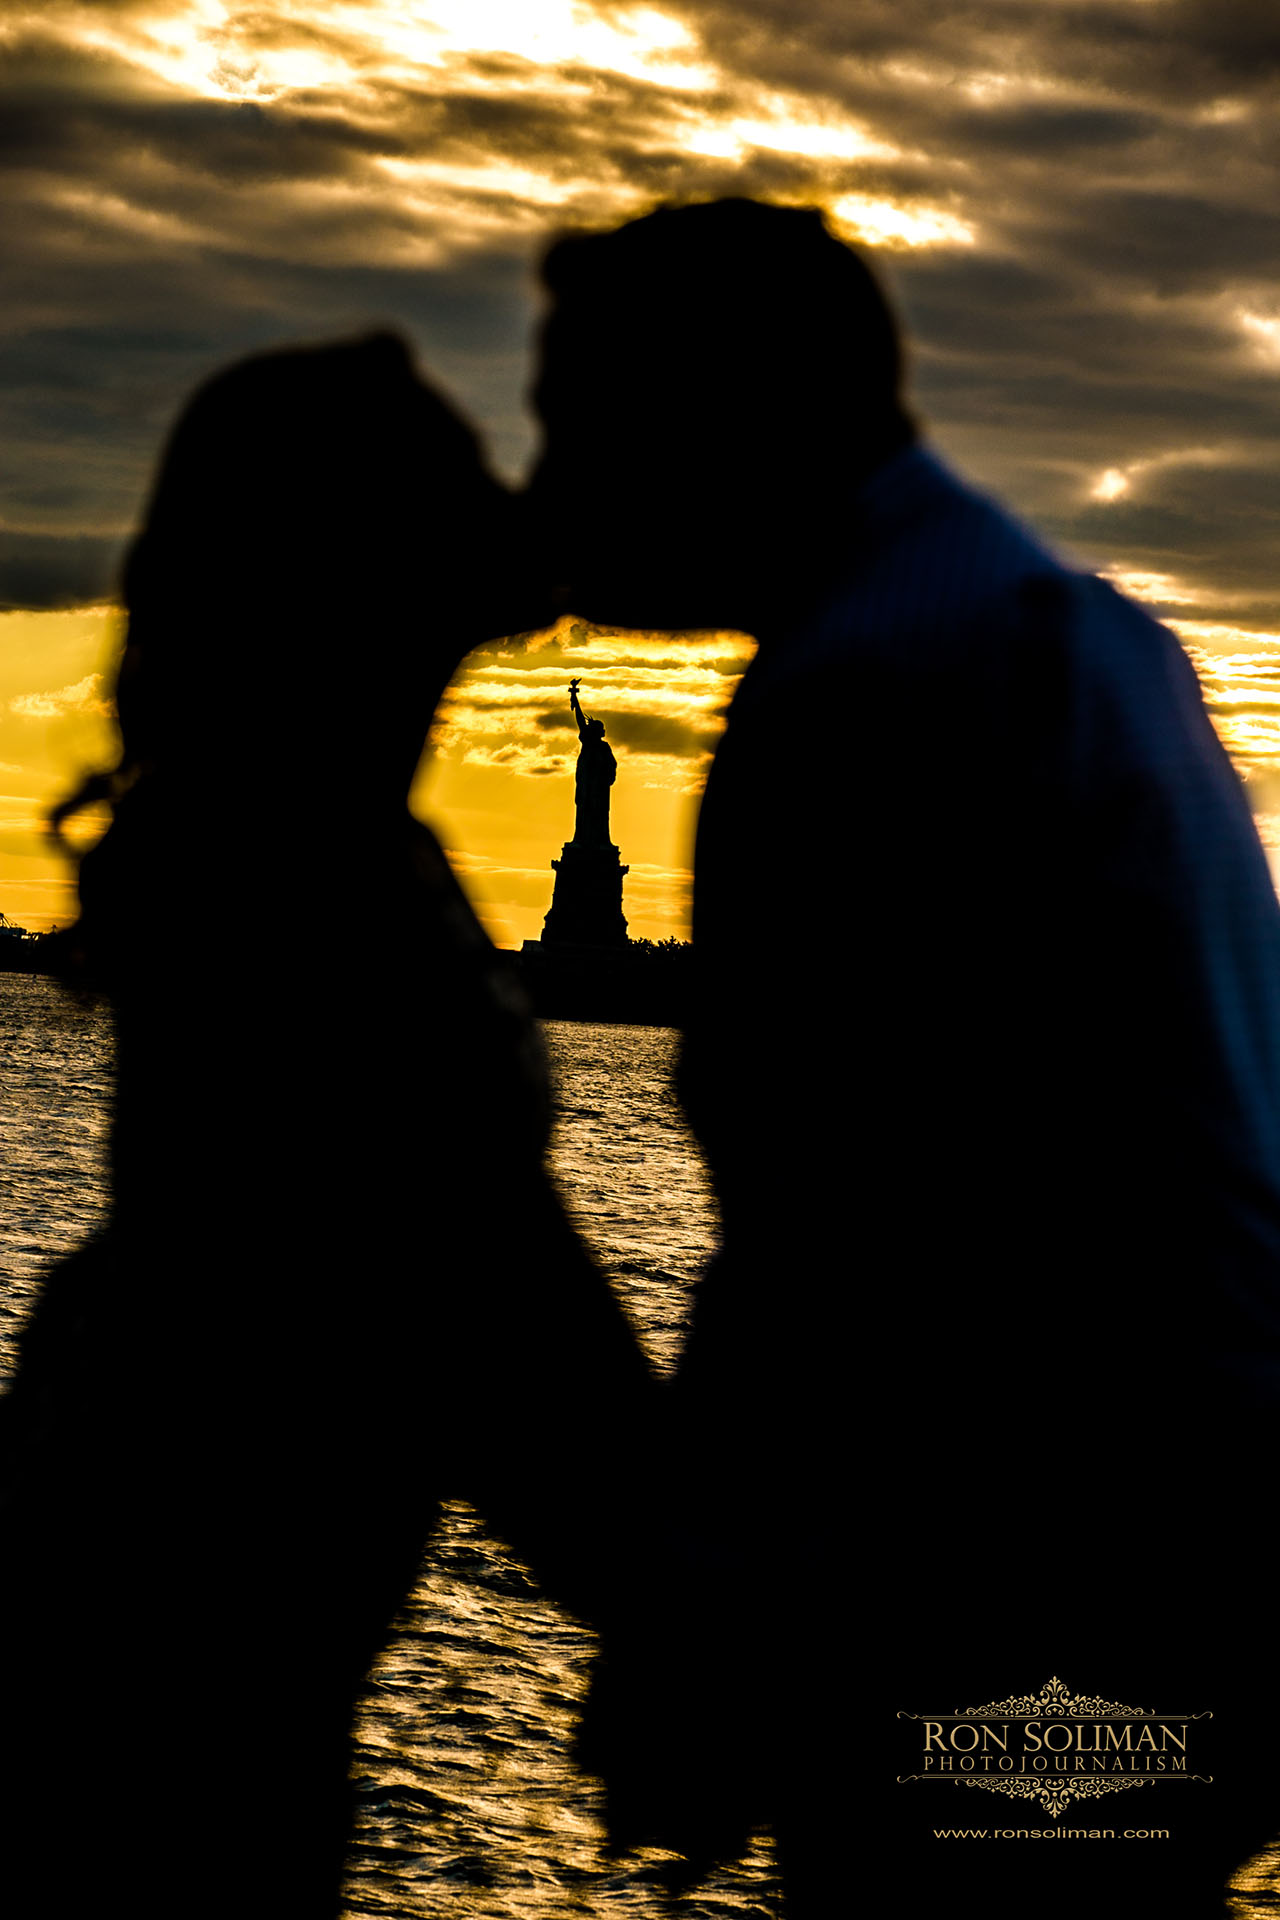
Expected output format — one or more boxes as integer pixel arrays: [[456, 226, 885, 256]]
[[1227, 1841, 1280, 1914]]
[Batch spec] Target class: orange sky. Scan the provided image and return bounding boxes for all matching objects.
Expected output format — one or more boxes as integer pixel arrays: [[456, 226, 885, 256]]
[[0, 608, 118, 934], [6, 596, 1280, 946], [0, 603, 753, 943], [415, 621, 752, 946]]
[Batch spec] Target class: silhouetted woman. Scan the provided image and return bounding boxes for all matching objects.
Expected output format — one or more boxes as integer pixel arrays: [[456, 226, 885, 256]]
[[0, 335, 657, 1918]]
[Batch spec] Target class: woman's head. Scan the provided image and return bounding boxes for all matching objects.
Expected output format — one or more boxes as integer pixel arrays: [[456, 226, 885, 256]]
[[118, 332, 539, 800]]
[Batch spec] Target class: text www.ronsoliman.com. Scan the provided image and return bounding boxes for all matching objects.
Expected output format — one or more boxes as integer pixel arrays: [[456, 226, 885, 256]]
[[933, 1828, 1169, 1840]]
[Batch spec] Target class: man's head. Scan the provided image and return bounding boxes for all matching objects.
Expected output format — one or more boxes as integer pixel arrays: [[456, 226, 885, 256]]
[[530, 197, 913, 633]]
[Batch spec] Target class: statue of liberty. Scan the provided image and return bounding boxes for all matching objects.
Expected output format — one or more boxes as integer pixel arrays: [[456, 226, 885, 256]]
[[536, 680, 628, 947], [569, 678, 617, 848]]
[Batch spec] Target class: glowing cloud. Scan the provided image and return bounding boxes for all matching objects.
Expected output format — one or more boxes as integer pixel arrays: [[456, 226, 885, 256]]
[[1239, 312, 1280, 362], [828, 194, 974, 251], [10, 674, 110, 720], [1092, 468, 1131, 502], [72, 0, 716, 101], [686, 107, 899, 166]]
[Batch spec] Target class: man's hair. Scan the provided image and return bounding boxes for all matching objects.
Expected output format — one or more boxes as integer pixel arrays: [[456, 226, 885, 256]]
[[539, 197, 908, 463]]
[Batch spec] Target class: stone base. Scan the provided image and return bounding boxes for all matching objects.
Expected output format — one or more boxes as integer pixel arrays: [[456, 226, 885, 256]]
[[540, 841, 629, 947]]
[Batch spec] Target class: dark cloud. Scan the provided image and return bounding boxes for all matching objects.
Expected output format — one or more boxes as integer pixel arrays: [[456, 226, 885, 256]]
[[4, 0, 1280, 639], [942, 103, 1162, 154], [453, 691, 553, 712], [602, 709, 721, 756], [611, 0, 1280, 103], [535, 708, 718, 756], [0, 532, 121, 611], [1, 52, 401, 181]]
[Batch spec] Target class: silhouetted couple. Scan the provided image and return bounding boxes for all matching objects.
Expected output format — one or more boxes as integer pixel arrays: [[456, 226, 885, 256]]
[[4, 199, 1280, 1920]]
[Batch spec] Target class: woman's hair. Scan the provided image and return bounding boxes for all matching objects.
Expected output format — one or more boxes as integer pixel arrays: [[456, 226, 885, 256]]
[[55, 332, 527, 978], [115, 330, 514, 789]]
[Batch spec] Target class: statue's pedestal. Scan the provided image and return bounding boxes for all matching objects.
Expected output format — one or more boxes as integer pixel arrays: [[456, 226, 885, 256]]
[[540, 841, 629, 947]]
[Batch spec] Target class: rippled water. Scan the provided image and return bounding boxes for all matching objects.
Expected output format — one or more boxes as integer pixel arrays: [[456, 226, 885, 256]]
[[0, 976, 779, 1917], [0, 972, 115, 1344], [540, 1021, 716, 1379]]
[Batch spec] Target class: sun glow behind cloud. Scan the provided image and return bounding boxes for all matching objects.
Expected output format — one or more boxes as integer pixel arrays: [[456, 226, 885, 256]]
[[323, 0, 715, 90], [1090, 447, 1237, 508], [1099, 566, 1243, 610], [1239, 312, 1280, 363], [828, 194, 975, 251], [1092, 468, 1130, 501], [11, 0, 975, 259], [58, 0, 716, 102], [685, 106, 901, 166]]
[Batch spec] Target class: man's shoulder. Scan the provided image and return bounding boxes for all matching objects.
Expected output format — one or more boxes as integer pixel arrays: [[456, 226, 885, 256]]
[[734, 447, 1064, 698], [734, 447, 1192, 717], [825, 444, 1075, 637]]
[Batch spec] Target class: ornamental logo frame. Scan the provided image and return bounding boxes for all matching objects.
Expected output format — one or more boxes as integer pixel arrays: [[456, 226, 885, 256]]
[[897, 1676, 1212, 1818]]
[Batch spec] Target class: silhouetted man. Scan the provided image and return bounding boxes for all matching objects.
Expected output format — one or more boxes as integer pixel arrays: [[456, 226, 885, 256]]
[[532, 199, 1280, 1916]]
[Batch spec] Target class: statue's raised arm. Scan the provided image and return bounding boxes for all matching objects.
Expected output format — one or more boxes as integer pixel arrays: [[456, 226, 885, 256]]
[[569, 677, 589, 741]]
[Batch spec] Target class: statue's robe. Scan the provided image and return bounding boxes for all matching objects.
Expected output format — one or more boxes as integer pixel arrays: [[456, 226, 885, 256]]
[[574, 731, 617, 847]]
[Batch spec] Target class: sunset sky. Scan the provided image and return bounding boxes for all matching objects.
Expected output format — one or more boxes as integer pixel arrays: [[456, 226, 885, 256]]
[[4, 0, 1280, 942]]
